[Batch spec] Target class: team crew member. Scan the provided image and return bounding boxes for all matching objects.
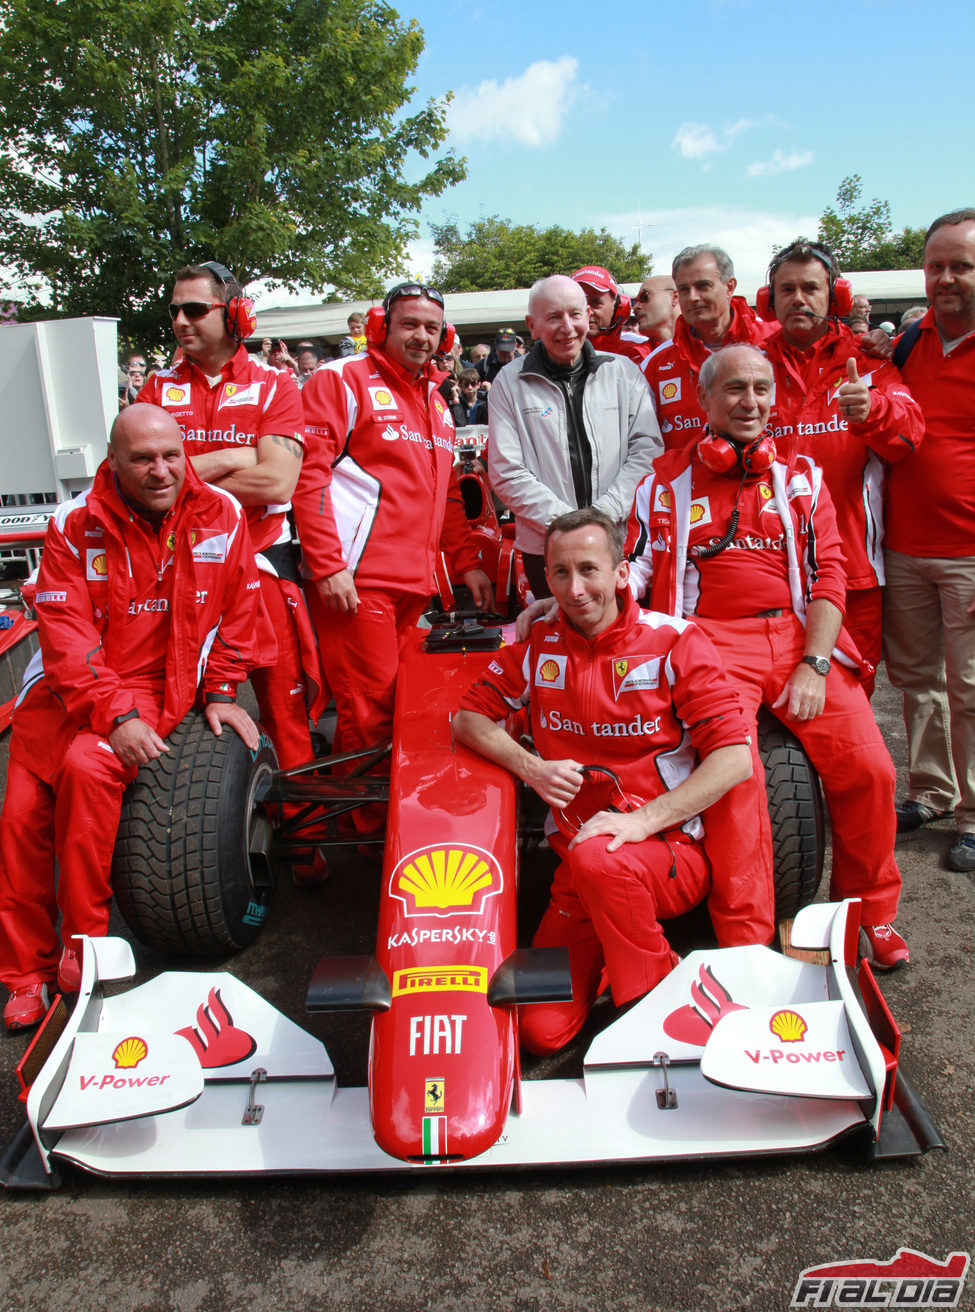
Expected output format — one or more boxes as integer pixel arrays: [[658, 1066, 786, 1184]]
[[488, 275, 660, 600], [642, 245, 774, 450], [883, 209, 975, 870], [626, 345, 908, 970], [293, 282, 492, 827], [137, 262, 323, 782], [760, 241, 924, 690], [632, 274, 679, 348], [454, 508, 752, 1053], [0, 406, 261, 1030], [572, 266, 653, 365]]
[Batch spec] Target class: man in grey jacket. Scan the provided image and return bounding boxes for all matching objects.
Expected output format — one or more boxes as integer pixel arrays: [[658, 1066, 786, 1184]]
[[488, 275, 661, 597]]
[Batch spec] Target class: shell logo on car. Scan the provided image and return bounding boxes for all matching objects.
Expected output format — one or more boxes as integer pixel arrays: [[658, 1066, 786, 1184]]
[[769, 1009, 807, 1043], [390, 844, 503, 918], [112, 1037, 148, 1070]]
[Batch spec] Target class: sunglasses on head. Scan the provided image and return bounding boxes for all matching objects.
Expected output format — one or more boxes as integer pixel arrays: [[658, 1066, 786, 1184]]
[[385, 282, 445, 311], [168, 301, 224, 322]]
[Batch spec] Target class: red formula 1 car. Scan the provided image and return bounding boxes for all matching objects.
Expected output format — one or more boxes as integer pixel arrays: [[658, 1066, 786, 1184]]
[[1, 613, 943, 1189]]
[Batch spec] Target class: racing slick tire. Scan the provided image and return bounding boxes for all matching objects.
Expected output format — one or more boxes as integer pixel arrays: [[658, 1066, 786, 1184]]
[[112, 711, 279, 955], [757, 707, 825, 921]]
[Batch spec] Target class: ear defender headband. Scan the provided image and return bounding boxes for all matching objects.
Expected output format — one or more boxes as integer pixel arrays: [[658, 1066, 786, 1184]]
[[201, 261, 257, 343], [363, 282, 448, 350], [756, 242, 853, 320], [697, 429, 777, 476]]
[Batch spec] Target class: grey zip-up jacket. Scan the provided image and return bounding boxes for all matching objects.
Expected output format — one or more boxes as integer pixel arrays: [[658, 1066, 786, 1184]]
[[487, 341, 662, 554]]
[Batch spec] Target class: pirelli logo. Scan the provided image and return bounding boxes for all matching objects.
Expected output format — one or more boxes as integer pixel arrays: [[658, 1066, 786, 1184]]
[[392, 965, 488, 997]]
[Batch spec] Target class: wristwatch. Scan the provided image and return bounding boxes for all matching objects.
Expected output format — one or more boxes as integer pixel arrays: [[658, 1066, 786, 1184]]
[[801, 655, 831, 676]]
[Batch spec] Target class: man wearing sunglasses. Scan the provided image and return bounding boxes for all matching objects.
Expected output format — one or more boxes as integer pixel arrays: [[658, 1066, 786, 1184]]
[[632, 275, 679, 348], [293, 282, 492, 834], [454, 507, 752, 1053], [136, 265, 325, 809]]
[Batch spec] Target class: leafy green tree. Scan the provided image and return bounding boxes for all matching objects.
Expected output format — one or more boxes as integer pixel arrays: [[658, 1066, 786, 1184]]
[[429, 216, 651, 293], [817, 176, 923, 271], [0, 0, 465, 346]]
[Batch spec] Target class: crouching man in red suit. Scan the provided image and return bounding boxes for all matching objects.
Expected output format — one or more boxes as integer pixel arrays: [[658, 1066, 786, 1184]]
[[453, 508, 752, 1054], [0, 405, 261, 1030]]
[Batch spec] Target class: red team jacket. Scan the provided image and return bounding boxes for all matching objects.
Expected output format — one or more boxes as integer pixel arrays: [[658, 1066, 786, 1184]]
[[886, 307, 975, 558], [294, 345, 481, 593], [14, 461, 261, 775], [137, 346, 305, 555], [459, 592, 749, 845], [763, 324, 923, 589], [641, 297, 774, 448], [625, 446, 868, 674]]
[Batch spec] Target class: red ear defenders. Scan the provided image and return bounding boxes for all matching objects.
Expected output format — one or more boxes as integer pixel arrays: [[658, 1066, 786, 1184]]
[[364, 283, 449, 350], [756, 243, 853, 321], [201, 261, 257, 342], [698, 430, 777, 475]]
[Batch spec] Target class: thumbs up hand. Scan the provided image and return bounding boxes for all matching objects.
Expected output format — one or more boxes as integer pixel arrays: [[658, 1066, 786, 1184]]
[[837, 355, 871, 424]]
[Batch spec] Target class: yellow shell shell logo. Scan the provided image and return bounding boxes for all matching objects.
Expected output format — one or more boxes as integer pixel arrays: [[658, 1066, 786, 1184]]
[[164, 386, 186, 403], [690, 503, 706, 523], [538, 659, 561, 683], [112, 1036, 148, 1069], [768, 1009, 807, 1043], [91, 552, 107, 576], [662, 382, 679, 400], [396, 846, 497, 911], [658, 490, 672, 509], [376, 388, 393, 406]]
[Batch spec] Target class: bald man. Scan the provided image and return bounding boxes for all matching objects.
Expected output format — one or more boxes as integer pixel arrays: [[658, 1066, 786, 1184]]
[[633, 274, 679, 347], [0, 405, 261, 1028]]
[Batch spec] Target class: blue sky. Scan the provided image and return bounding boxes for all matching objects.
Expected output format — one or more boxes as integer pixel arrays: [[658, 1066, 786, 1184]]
[[393, 0, 973, 283]]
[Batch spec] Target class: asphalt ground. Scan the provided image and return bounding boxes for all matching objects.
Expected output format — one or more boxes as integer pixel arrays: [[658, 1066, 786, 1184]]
[[0, 668, 972, 1312]]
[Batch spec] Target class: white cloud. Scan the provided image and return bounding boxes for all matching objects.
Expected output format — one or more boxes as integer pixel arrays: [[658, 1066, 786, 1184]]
[[672, 118, 765, 161], [672, 122, 719, 160], [447, 56, 581, 148], [595, 205, 821, 280], [747, 149, 814, 178]]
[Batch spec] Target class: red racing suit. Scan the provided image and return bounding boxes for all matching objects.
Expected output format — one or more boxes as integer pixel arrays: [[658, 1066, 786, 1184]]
[[590, 327, 653, 366], [763, 323, 923, 681], [294, 345, 482, 786], [625, 444, 901, 927], [0, 461, 262, 990], [642, 297, 774, 449], [459, 592, 754, 1051], [137, 346, 323, 768]]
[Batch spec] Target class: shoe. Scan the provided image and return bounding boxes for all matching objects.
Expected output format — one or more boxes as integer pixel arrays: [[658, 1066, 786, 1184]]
[[895, 799, 949, 833], [859, 924, 910, 971], [291, 849, 330, 887], [4, 983, 51, 1031], [946, 833, 975, 873], [57, 947, 82, 994]]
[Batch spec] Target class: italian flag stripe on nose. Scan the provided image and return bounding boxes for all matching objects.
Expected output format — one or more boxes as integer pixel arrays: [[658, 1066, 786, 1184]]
[[422, 1116, 447, 1156]]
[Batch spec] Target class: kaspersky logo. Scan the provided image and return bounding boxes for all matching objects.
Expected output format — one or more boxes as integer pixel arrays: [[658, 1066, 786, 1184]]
[[389, 844, 503, 919], [791, 1249, 969, 1307]]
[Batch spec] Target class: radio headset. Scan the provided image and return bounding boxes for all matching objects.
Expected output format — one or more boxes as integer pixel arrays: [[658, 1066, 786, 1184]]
[[201, 261, 257, 343]]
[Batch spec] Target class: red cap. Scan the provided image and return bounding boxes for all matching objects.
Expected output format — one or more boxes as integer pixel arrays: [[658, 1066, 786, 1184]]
[[572, 265, 619, 296]]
